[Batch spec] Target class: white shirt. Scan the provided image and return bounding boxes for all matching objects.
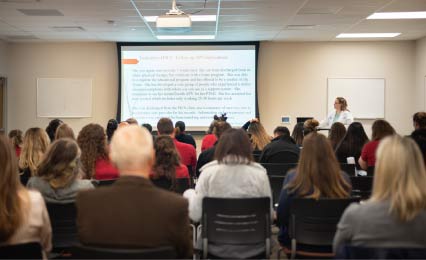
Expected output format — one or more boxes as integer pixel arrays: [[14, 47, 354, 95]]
[[320, 110, 354, 128]]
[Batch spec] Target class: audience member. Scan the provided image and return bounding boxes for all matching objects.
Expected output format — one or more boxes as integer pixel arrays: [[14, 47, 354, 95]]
[[45, 119, 63, 142], [54, 123, 75, 140], [320, 97, 354, 128], [27, 138, 94, 203], [0, 135, 52, 256], [242, 118, 271, 152], [335, 122, 369, 169], [157, 118, 196, 175], [77, 125, 192, 258], [77, 124, 119, 180], [106, 119, 118, 143], [303, 118, 319, 136], [125, 117, 139, 125], [175, 121, 196, 148], [359, 119, 395, 170], [291, 122, 304, 147], [277, 133, 351, 252], [184, 128, 272, 259], [195, 121, 231, 177], [201, 114, 226, 152], [413, 111, 426, 130], [150, 136, 190, 192], [8, 129, 23, 157], [410, 128, 426, 164], [334, 135, 426, 252], [19, 127, 50, 185], [329, 122, 346, 150], [141, 123, 153, 134], [259, 126, 299, 163]]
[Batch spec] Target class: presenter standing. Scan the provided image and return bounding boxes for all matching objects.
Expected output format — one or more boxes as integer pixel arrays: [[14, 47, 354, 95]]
[[320, 97, 354, 128]]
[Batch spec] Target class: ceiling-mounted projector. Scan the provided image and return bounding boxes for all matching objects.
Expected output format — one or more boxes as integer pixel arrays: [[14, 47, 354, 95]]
[[156, 0, 191, 31]]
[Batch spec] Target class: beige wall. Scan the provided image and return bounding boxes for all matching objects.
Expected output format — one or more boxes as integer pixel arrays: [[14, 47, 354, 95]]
[[0, 40, 8, 75], [415, 36, 426, 113], [258, 41, 416, 137], [7, 42, 118, 134]]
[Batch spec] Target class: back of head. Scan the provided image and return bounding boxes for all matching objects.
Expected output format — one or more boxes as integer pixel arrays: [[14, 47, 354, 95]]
[[46, 119, 63, 142], [273, 126, 290, 137], [289, 133, 350, 199], [77, 123, 107, 178], [292, 122, 304, 146], [37, 138, 80, 189], [106, 119, 118, 142], [142, 123, 153, 133], [110, 125, 153, 172], [214, 128, 253, 164], [337, 122, 369, 155], [153, 135, 180, 180], [0, 135, 23, 242], [303, 119, 319, 136], [19, 127, 50, 174], [248, 121, 271, 150], [55, 123, 75, 140], [329, 122, 346, 148], [413, 112, 426, 129], [157, 118, 174, 135], [175, 121, 185, 133], [125, 117, 139, 125], [8, 129, 23, 147], [372, 135, 426, 221], [411, 128, 426, 163], [213, 121, 232, 139], [372, 119, 395, 140]]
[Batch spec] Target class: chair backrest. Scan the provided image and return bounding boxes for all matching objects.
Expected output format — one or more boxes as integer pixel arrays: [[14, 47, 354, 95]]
[[264, 150, 299, 164], [340, 163, 356, 176], [253, 151, 262, 162], [73, 245, 176, 259], [92, 178, 116, 187], [46, 203, 78, 248], [261, 163, 297, 208], [367, 166, 375, 176], [289, 198, 359, 246], [336, 245, 426, 259], [0, 242, 43, 259], [175, 177, 190, 194], [202, 197, 271, 245], [350, 176, 373, 200]]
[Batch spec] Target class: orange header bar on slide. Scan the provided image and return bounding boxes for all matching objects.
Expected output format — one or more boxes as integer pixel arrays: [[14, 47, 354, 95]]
[[122, 59, 139, 65]]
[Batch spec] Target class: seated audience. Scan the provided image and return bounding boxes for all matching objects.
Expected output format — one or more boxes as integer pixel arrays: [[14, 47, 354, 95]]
[[0, 135, 52, 256], [259, 126, 299, 163], [359, 119, 395, 170], [157, 118, 196, 175], [242, 118, 271, 153], [195, 121, 231, 177], [277, 133, 351, 252], [54, 123, 75, 140], [334, 135, 426, 252], [291, 122, 304, 147], [201, 115, 223, 152], [27, 138, 94, 203], [19, 127, 50, 185], [303, 119, 319, 136], [125, 117, 139, 125], [45, 119, 63, 142], [150, 136, 190, 192], [411, 128, 426, 163], [184, 128, 272, 259], [106, 119, 118, 143], [175, 121, 196, 148], [329, 122, 346, 150], [77, 124, 119, 180], [141, 123, 153, 134], [335, 122, 369, 169], [413, 111, 426, 130], [77, 125, 192, 258], [8, 129, 23, 157]]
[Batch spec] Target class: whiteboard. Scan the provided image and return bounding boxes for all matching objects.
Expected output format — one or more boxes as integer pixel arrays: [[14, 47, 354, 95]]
[[327, 78, 385, 119], [37, 78, 92, 118]]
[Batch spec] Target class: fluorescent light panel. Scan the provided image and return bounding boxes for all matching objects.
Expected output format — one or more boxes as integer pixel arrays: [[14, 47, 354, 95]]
[[144, 15, 216, 22], [336, 33, 400, 38], [156, 35, 215, 40], [367, 11, 426, 19]]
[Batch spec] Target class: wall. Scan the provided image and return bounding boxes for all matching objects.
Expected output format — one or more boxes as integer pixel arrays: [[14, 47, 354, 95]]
[[7, 42, 117, 133], [0, 40, 8, 75], [415, 36, 426, 113], [258, 41, 416, 137]]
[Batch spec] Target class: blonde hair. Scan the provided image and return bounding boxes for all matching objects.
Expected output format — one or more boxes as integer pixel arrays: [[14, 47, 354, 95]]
[[248, 121, 271, 150], [19, 127, 50, 175], [55, 123, 75, 140], [371, 135, 426, 222], [110, 125, 153, 171], [336, 97, 348, 111]]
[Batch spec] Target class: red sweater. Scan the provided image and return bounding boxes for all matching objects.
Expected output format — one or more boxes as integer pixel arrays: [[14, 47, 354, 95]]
[[361, 140, 380, 167], [201, 134, 217, 152], [94, 158, 120, 180], [173, 139, 197, 170]]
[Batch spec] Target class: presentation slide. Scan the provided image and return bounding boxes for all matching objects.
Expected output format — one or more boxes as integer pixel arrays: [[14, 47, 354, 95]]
[[119, 44, 258, 131]]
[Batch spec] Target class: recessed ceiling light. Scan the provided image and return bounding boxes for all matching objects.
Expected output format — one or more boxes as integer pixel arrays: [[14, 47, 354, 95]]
[[156, 35, 215, 40], [336, 33, 401, 38], [144, 15, 216, 22], [367, 12, 426, 19]]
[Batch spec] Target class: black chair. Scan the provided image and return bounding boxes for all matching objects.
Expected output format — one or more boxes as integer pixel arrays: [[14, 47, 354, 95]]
[[340, 163, 356, 176], [175, 177, 190, 194], [73, 245, 176, 259], [367, 166, 375, 176], [336, 245, 426, 259], [46, 203, 79, 251], [286, 197, 359, 259], [0, 242, 43, 259], [350, 176, 373, 200], [253, 151, 262, 162], [201, 197, 271, 259], [261, 150, 299, 164], [261, 163, 297, 208], [92, 178, 116, 187]]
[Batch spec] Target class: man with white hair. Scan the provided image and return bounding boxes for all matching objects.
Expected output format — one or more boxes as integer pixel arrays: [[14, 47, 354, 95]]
[[76, 125, 192, 258]]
